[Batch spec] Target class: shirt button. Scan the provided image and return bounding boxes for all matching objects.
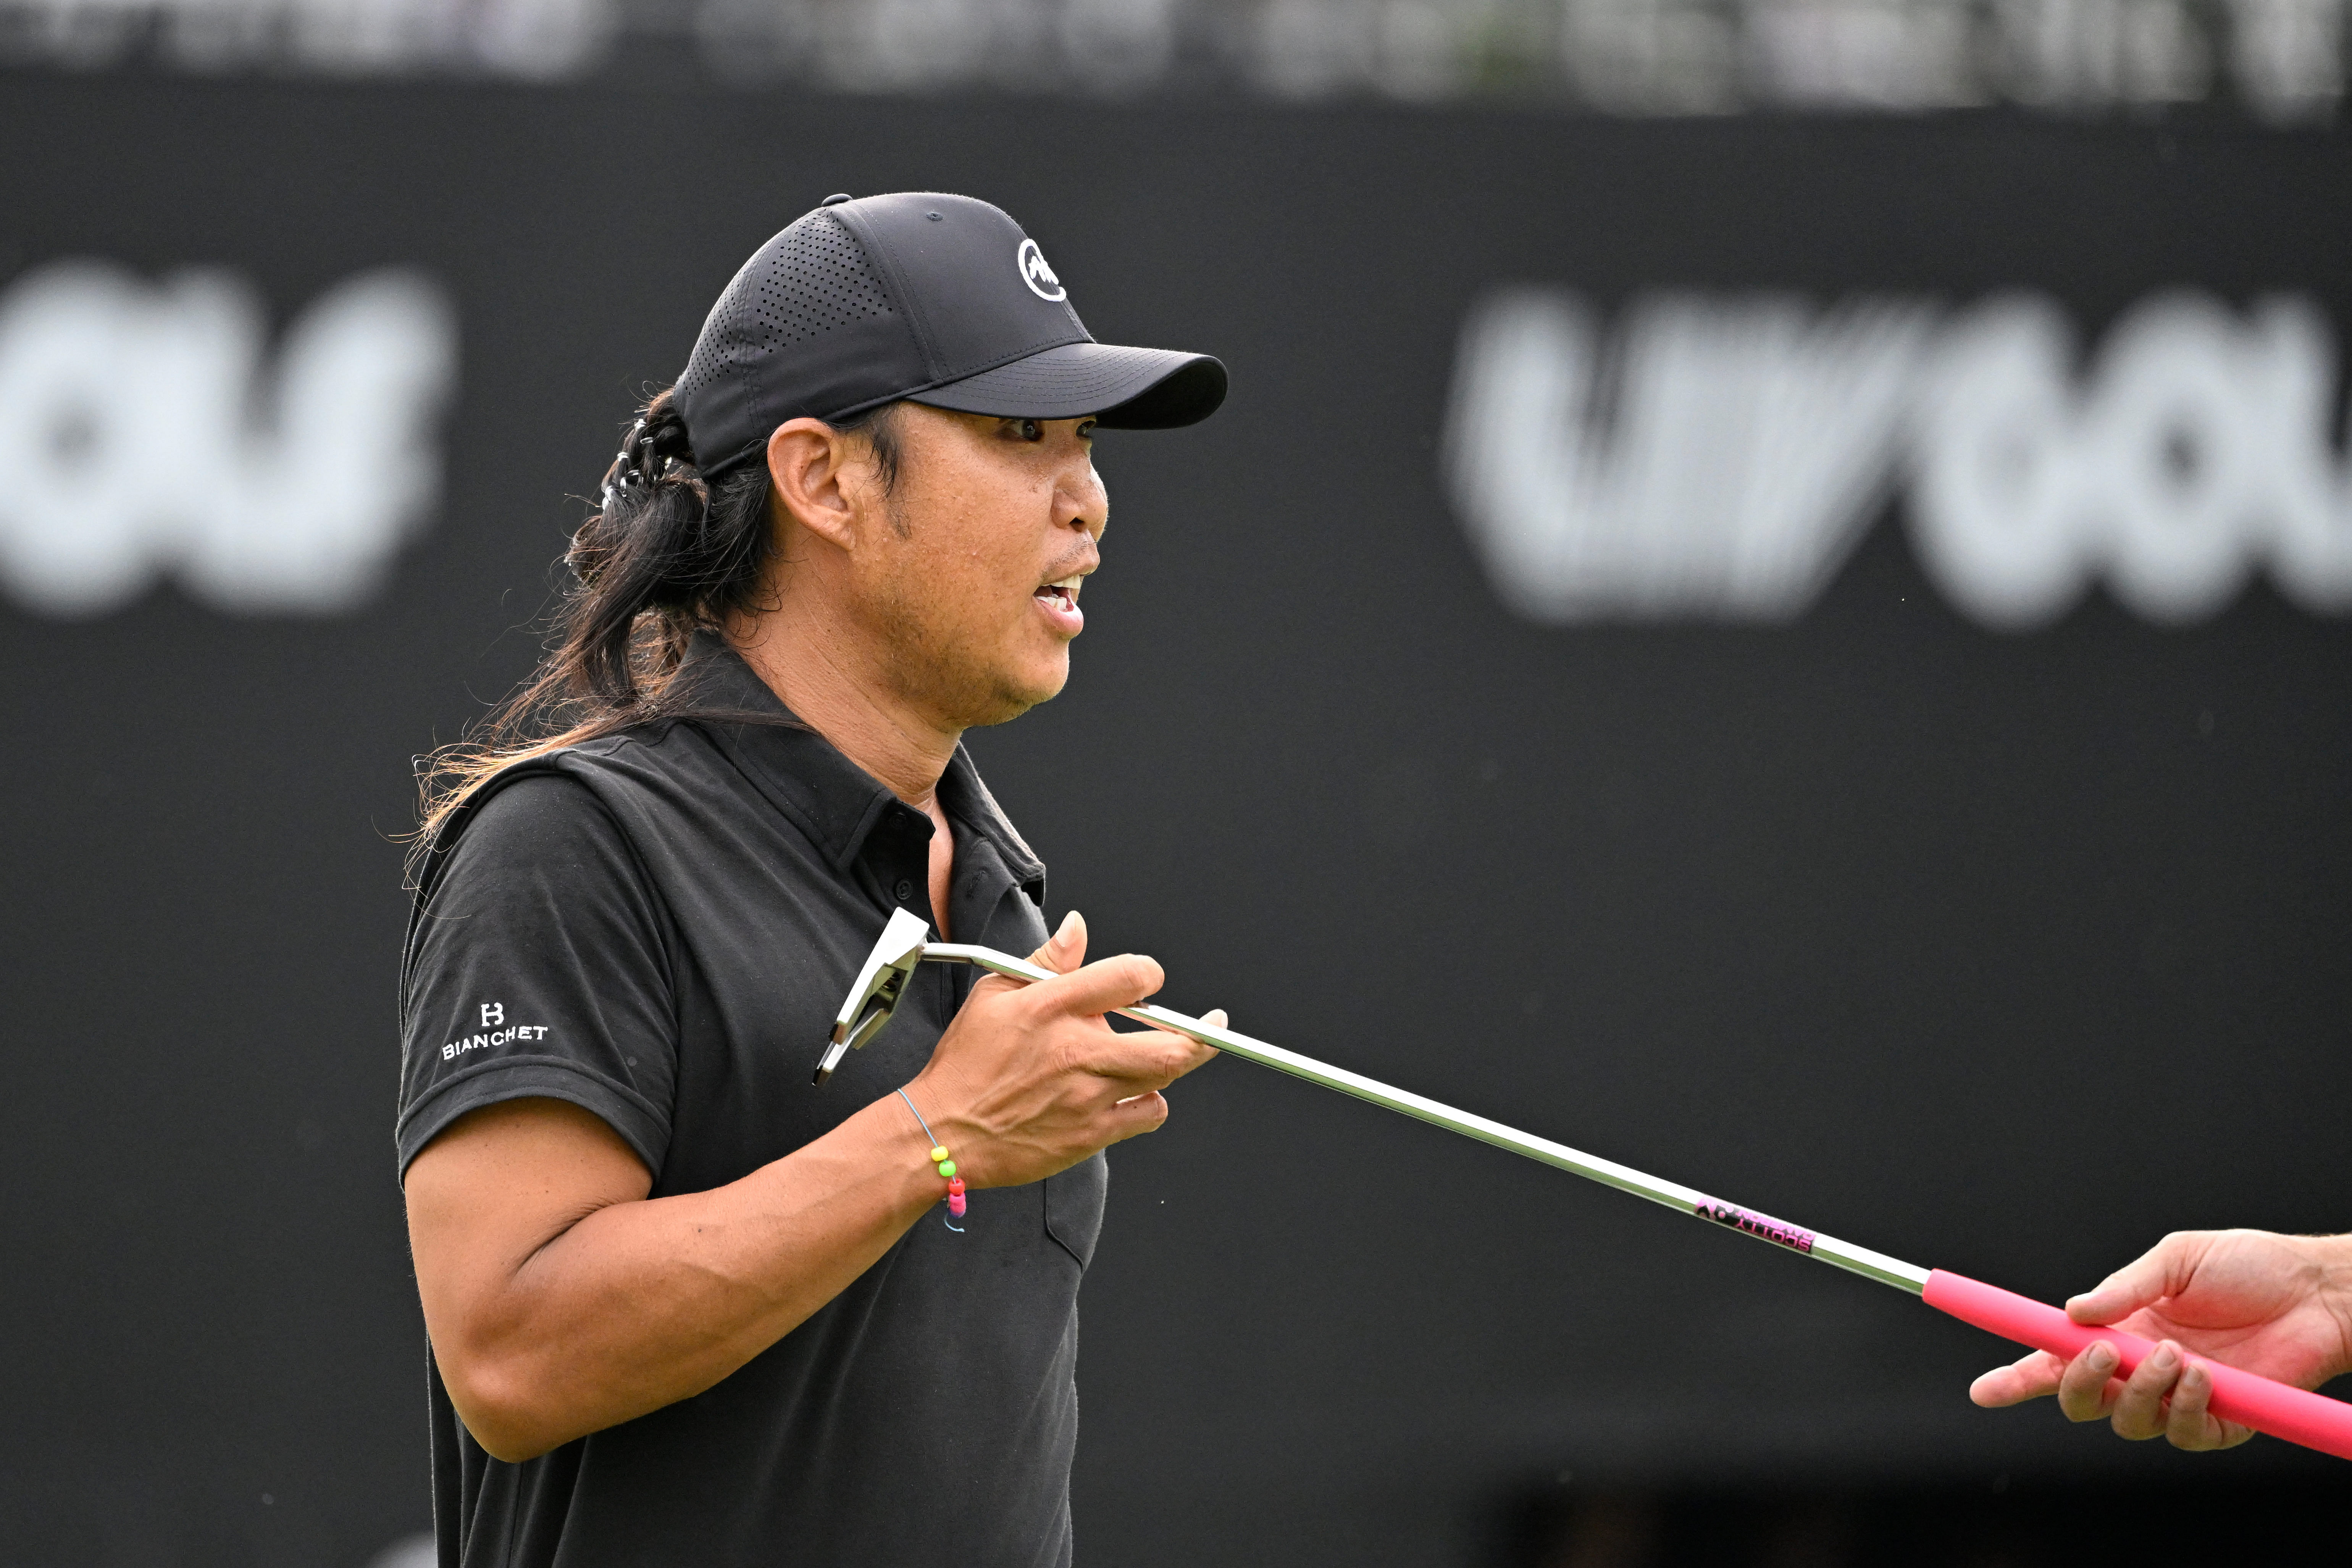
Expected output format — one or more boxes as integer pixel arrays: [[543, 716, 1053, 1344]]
[[894, 879, 915, 902]]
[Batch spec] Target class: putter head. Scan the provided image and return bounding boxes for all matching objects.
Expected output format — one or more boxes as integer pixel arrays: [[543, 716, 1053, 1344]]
[[814, 907, 932, 1086]]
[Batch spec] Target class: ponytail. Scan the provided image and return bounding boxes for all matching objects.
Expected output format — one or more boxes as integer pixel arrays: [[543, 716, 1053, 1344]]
[[563, 386, 772, 709], [412, 386, 899, 861]]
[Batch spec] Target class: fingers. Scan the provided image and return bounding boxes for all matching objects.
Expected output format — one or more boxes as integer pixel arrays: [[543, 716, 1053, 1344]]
[[1103, 1089, 1170, 1142], [1968, 1349, 2066, 1408], [1969, 1342, 2129, 1423], [1066, 1009, 1227, 1136], [2069, 1232, 2207, 1326], [2163, 1358, 2257, 1452], [2056, 1342, 2124, 1423], [1973, 1337, 2259, 1453], [1164, 1006, 1224, 1077], [1082, 1021, 1219, 1089], [2109, 1340, 2191, 1440], [1144, 1005, 1226, 1058], [1038, 949, 1167, 1020]]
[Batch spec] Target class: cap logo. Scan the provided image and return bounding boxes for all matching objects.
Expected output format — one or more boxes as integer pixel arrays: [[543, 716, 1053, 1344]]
[[1017, 239, 1065, 302]]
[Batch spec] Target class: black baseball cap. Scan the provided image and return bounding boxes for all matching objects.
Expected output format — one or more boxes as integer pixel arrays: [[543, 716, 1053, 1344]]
[[675, 192, 1227, 481]]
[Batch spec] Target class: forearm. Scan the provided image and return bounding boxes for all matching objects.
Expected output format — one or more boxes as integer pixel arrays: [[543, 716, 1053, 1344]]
[[429, 1094, 940, 1460]]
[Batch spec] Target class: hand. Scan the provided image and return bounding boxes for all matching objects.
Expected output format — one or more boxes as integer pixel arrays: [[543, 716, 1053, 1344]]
[[909, 910, 1220, 1189], [1968, 1229, 2352, 1450]]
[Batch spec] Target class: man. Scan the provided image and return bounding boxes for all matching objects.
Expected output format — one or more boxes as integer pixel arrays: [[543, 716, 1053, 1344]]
[[1969, 1228, 2352, 1451], [397, 192, 1227, 1565]]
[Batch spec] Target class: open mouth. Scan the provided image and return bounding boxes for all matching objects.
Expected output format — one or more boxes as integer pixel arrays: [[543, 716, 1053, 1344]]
[[1034, 575, 1082, 610]]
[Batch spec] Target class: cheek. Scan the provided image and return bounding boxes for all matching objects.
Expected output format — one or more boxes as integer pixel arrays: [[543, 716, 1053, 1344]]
[[888, 531, 1029, 647], [885, 456, 1060, 642], [941, 507, 1054, 609]]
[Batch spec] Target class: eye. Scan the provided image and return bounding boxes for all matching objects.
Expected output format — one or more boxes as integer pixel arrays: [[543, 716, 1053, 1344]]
[[1075, 419, 1097, 440], [1010, 418, 1044, 443]]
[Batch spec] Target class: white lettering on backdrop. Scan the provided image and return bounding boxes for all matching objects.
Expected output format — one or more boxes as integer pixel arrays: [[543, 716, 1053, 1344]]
[[1445, 287, 2352, 629], [0, 262, 458, 617]]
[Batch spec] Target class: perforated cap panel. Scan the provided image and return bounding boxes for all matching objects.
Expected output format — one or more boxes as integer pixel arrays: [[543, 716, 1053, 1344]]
[[675, 212, 898, 462]]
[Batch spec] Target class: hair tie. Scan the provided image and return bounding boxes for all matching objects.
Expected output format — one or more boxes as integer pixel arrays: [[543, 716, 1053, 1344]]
[[895, 1088, 966, 1232], [601, 417, 652, 507]]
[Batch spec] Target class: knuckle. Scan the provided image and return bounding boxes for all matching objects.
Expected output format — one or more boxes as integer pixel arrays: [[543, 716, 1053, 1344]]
[[1049, 1031, 1092, 1076]]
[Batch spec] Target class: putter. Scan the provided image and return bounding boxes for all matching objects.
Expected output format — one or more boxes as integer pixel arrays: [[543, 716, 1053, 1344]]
[[820, 908, 2352, 1461]]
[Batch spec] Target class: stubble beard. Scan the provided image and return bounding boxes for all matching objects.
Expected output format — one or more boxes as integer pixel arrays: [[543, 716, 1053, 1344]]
[[866, 556, 1052, 732]]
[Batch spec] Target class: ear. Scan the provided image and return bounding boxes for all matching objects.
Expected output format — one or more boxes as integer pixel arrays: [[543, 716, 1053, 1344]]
[[765, 418, 877, 551]]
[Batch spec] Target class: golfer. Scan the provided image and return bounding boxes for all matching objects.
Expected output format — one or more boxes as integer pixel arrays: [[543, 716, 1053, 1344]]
[[1969, 1228, 2352, 1450], [397, 192, 1227, 1565]]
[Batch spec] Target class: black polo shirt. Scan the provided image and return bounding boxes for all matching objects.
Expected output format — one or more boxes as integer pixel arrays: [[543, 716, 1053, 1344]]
[[397, 634, 1106, 1568]]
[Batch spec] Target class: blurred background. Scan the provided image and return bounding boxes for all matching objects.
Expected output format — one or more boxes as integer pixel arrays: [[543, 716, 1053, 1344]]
[[4, 4, 2350, 1563]]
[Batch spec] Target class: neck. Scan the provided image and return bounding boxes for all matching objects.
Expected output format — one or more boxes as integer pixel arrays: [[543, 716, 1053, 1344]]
[[728, 605, 959, 811]]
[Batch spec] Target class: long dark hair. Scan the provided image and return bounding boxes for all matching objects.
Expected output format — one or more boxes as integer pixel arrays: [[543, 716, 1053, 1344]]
[[413, 386, 898, 855]]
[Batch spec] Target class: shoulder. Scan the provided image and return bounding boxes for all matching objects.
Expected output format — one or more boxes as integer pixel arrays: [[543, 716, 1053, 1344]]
[[423, 724, 712, 876], [427, 765, 625, 892], [413, 736, 700, 926], [456, 767, 613, 850]]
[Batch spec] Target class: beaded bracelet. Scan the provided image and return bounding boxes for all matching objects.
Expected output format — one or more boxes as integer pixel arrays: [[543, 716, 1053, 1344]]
[[895, 1088, 967, 1231]]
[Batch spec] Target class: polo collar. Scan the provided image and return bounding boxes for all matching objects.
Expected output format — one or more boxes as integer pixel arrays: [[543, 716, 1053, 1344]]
[[676, 632, 1047, 896]]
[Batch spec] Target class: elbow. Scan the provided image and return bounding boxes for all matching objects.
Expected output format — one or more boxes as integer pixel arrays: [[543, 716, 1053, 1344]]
[[469, 1420, 563, 1468], [439, 1352, 577, 1464]]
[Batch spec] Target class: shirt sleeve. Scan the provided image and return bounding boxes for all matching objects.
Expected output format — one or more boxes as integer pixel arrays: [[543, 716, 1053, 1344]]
[[396, 771, 678, 1180]]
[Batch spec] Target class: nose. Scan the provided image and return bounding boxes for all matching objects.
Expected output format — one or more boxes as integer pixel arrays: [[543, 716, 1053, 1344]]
[[1059, 453, 1107, 538]]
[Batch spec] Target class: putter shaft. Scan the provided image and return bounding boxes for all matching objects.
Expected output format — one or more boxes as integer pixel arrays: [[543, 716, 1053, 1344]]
[[919, 941, 1929, 1295]]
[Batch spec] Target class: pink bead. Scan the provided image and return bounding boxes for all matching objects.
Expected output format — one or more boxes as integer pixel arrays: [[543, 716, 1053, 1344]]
[[948, 1193, 967, 1217]]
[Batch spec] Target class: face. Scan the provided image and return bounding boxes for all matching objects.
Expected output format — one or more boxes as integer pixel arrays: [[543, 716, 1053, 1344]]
[[852, 404, 1107, 729]]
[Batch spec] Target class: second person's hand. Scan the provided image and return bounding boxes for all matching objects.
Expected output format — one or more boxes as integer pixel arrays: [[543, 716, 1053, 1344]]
[[1967, 1229, 2352, 1450]]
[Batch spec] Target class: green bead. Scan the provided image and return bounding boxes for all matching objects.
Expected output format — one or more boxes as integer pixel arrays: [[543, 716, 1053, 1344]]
[[936, 1160, 957, 1178]]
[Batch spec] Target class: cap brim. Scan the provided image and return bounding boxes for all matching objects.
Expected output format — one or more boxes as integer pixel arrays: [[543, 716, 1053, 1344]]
[[910, 341, 1227, 429]]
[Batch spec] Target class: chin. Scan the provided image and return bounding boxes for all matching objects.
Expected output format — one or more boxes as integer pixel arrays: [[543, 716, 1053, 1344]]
[[969, 660, 1069, 727]]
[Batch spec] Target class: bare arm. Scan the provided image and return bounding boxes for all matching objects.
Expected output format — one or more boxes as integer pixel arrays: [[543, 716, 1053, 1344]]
[[404, 911, 1220, 1462], [405, 1091, 942, 1462]]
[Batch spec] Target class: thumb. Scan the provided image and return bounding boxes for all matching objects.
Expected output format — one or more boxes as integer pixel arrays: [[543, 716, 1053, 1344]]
[[973, 911, 1089, 1007], [1030, 909, 1087, 976], [2069, 1234, 2200, 1325]]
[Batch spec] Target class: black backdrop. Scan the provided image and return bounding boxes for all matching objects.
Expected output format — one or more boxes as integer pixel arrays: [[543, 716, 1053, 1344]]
[[3, 76, 2349, 1565]]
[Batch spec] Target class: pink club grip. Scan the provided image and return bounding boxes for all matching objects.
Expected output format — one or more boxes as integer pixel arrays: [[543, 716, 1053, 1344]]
[[1924, 1269, 2352, 1462]]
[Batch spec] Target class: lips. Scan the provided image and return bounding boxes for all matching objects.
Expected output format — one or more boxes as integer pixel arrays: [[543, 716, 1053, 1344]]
[[1033, 573, 1085, 634]]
